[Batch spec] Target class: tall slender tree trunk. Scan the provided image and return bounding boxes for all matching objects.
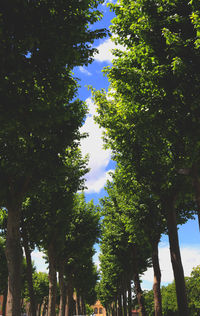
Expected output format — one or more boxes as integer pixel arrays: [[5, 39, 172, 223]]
[[42, 301, 47, 316], [76, 292, 81, 315], [6, 206, 22, 316], [22, 222, 37, 316], [47, 244, 57, 316], [58, 262, 66, 316], [132, 247, 146, 316], [118, 293, 122, 316], [72, 297, 76, 316], [75, 292, 79, 315], [41, 301, 46, 316], [122, 288, 127, 316], [2, 289, 7, 316], [166, 201, 189, 316], [65, 280, 73, 316], [82, 299, 86, 315], [115, 300, 118, 316], [111, 305, 115, 316], [151, 239, 162, 316], [38, 303, 42, 316], [128, 280, 132, 316], [133, 272, 146, 316]]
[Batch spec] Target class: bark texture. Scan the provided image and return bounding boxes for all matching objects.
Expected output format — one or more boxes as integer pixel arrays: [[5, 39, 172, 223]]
[[122, 288, 127, 316], [65, 280, 73, 316], [75, 292, 81, 315], [133, 272, 146, 316], [22, 223, 37, 316], [132, 247, 146, 316], [118, 294, 122, 316], [58, 262, 66, 316], [2, 289, 7, 316], [48, 244, 57, 316], [6, 206, 22, 316], [152, 240, 162, 316], [128, 280, 132, 316], [166, 203, 189, 316]]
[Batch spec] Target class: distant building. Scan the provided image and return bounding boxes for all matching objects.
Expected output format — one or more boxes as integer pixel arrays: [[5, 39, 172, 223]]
[[91, 300, 106, 316], [90, 301, 140, 316]]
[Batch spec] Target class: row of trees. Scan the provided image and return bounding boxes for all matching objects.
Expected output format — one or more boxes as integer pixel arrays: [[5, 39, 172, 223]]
[[0, 0, 106, 315], [0, 239, 49, 316], [1, 192, 100, 316], [96, 166, 195, 315], [144, 265, 200, 315], [93, 0, 200, 315]]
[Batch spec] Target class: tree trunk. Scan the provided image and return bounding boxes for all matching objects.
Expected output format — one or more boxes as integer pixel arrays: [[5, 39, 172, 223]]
[[122, 289, 127, 316], [132, 247, 146, 316], [106, 305, 110, 316], [42, 301, 47, 316], [75, 292, 78, 315], [65, 280, 73, 316], [72, 297, 76, 316], [118, 293, 122, 316], [77, 292, 81, 315], [2, 289, 7, 316], [41, 301, 45, 316], [82, 298, 86, 315], [58, 262, 66, 316], [166, 202, 189, 316], [127, 280, 132, 316], [151, 239, 162, 316], [47, 244, 57, 316], [38, 303, 42, 316], [111, 305, 115, 316], [115, 300, 118, 316], [22, 222, 37, 316], [6, 206, 22, 316], [133, 272, 146, 316]]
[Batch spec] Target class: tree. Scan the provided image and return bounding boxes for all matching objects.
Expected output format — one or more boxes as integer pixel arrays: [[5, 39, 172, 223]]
[[31, 272, 49, 316], [0, 237, 8, 316], [73, 250, 99, 314], [144, 283, 178, 316], [186, 265, 200, 315], [93, 0, 200, 314], [98, 179, 152, 316], [62, 193, 100, 316], [0, 1, 106, 314], [110, 165, 165, 316], [144, 265, 200, 315], [22, 147, 88, 316]]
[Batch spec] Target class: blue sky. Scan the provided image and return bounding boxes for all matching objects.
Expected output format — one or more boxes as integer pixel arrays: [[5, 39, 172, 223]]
[[33, 0, 200, 291]]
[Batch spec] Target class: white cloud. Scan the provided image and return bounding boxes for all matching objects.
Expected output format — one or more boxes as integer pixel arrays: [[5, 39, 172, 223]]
[[81, 114, 110, 171], [93, 251, 100, 270], [78, 66, 92, 76], [142, 244, 200, 290], [32, 251, 48, 273], [85, 97, 97, 116], [80, 98, 112, 193], [86, 169, 114, 193], [94, 38, 125, 63]]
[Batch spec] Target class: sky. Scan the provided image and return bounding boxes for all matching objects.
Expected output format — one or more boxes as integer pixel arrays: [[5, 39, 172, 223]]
[[33, 0, 200, 291]]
